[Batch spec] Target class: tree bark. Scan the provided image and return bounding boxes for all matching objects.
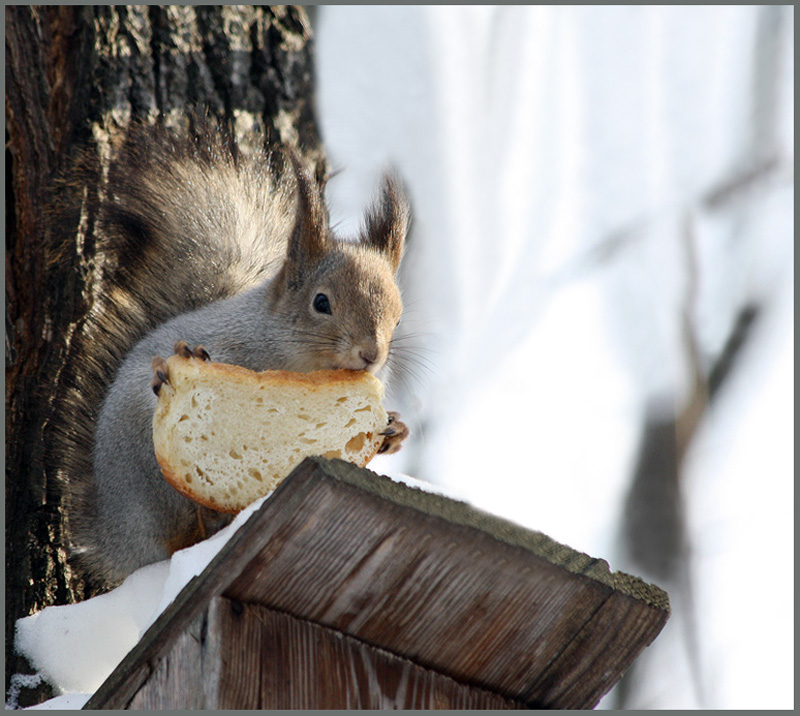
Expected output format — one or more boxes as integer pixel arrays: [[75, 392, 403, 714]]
[[5, 5, 324, 705]]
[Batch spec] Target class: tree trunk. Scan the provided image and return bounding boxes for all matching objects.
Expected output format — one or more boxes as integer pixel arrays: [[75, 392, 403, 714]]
[[5, 5, 324, 705]]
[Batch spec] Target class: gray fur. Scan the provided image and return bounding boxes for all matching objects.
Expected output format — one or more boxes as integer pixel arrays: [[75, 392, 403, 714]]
[[57, 123, 410, 585]]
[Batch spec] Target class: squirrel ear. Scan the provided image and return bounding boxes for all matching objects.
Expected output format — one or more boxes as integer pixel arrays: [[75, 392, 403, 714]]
[[362, 171, 409, 274], [284, 149, 329, 285]]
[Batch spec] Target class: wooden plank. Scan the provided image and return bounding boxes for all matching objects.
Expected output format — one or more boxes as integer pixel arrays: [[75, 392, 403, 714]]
[[126, 615, 207, 710], [520, 590, 669, 708], [86, 457, 669, 709], [219, 598, 523, 709], [221, 458, 669, 708], [121, 597, 522, 709]]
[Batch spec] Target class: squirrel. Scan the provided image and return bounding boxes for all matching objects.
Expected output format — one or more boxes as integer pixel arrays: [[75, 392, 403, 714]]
[[47, 119, 411, 588]]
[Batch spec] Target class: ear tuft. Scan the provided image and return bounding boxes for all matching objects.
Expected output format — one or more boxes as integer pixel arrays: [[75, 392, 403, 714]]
[[362, 171, 410, 274], [284, 148, 329, 287]]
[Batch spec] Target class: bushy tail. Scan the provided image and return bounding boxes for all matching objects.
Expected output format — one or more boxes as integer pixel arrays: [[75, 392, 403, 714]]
[[44, 118, 307, 586]]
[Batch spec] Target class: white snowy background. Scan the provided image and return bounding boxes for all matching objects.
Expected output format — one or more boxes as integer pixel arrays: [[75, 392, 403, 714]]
[[12, 5, 793, 710], [314, 5, 793, 710]]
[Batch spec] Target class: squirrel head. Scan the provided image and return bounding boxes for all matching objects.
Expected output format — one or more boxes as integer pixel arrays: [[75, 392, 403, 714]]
[[268, 156, 409, 375]]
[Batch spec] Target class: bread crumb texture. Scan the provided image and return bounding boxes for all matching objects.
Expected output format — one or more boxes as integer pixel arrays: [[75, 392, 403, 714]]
[[153, 357, 387, 513]]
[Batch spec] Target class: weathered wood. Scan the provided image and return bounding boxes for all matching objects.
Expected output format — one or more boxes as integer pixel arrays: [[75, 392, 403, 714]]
[[126, 602, 214, 710], [84, 466, 334, 710], [86, 457, 669, 710], [128, 597, 523, 709], [224, 459, 669, 707]]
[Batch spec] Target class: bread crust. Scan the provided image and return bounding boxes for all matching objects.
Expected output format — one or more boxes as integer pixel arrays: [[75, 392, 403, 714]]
[[184, 360, 384, 389], [153, 356, 387, 513]]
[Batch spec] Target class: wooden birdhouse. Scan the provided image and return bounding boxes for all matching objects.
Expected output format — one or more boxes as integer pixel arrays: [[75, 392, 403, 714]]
[[84, 457, 669, 709]]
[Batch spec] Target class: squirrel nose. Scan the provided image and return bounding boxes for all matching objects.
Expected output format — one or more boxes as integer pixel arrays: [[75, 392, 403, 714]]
[[359, 348, 378, 366]]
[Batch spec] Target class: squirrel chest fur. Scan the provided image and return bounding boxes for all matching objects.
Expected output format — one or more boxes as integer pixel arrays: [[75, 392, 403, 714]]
[[53, 124, 410, 587]]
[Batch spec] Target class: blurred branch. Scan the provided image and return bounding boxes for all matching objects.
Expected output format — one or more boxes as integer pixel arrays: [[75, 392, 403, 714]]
[[616, 211, 762, 708], [702, 155, 785, 212]]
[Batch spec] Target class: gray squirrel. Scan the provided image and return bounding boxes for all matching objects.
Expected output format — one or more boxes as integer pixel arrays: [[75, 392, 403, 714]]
[[49, 120, 411, 587]]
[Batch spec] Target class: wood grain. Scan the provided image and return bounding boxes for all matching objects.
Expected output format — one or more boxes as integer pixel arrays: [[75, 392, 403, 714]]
[[231, 599, 522, 709], [222, 458, 669, 707], [86, 457, 669, 709], [125, 597, 522, 709]]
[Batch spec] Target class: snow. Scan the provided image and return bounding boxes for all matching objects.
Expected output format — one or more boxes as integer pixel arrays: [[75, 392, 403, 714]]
[[15, 561, 169, 696], [11, 471, 451, 709], [22, 693, 91, 711], [11, 494, 270, 708]]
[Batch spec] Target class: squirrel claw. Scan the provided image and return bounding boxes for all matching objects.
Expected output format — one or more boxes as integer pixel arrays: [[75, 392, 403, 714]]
[[174, 340, 192, 358], [378, 411, 409, 455], [151, 356, 169, 395], [173, 340, 211, 361], [153, 343, 211, 395]]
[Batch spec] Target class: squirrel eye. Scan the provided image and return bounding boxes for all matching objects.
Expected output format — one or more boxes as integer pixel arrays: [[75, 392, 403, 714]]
[[313, 293, 332, 315]]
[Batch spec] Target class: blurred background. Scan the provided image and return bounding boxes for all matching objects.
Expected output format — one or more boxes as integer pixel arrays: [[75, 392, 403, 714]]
[[311, 6, 793, 710]]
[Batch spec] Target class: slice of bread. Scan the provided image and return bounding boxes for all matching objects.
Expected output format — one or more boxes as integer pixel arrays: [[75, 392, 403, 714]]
[[152, 355, 388, 513]]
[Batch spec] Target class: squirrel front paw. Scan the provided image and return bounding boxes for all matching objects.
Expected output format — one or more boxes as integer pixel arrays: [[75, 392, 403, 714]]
[[378, 411, 410, 455], [151, 341, 211, 395]]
